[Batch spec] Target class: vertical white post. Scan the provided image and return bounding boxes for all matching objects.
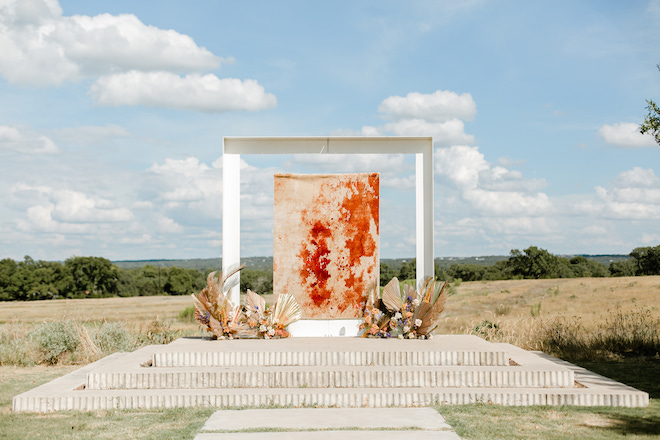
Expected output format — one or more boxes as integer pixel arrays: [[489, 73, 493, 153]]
[[222, 152, 241, 307], [416, 141, 434, 285]]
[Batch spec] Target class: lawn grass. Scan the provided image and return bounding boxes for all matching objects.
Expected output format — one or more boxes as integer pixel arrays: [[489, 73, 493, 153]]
[[439, 400, 660, 440], [1, 366, 213, 440]]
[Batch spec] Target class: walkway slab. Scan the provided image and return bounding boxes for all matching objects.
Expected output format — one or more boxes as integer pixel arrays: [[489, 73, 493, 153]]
[[194, 408, 462, 440], [201, 407, 452, 430], [195, 431, 462, 440]]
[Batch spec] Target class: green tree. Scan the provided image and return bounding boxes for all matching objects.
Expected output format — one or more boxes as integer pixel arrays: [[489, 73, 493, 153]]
[[504, 246, 569, 279], [240, 269, 273, 294], [0, 258, 19, 300], [629, 245, 660, 275], [569, 256, 609, 278], [398, 260, 416, 281], [136, 265, 162, 296], [164, 266, 193, 295], [640, 64, 660, 146], [609, 259, 637, 277], [379, 263, 397, 286], [64, 256, 119, 297]]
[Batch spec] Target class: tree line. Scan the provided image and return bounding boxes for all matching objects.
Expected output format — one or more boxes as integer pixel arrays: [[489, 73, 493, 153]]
[[380, 245, 660, 284], [1, 244, 658, 301], [0, 256, 273, 301]]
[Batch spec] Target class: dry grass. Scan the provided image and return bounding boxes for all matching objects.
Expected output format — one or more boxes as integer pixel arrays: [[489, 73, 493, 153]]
[[441, 276, 660, 360], [1, 277, 658, 363]]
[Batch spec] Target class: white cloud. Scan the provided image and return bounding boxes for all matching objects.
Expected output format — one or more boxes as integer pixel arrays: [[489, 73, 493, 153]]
[[597, 122, 657, 148], [362, 90, 476, 145], [0, 125, 59, 154], [378, 90, 477, 122], [574, 167, 660, 220], [641, 233, 660, 245], [383, 118, 475, 145], [89, 71, 276, 112], [435, 145, 551, 216], [0, 0, 221, 86], [50, 189, 133, 223]]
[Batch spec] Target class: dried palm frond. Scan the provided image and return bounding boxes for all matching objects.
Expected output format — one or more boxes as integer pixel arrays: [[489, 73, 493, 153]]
[[415, 279, 448, 335], [246, 289, 266, 320], [382, 277, 403, 313], [270, 293, 302, 328]]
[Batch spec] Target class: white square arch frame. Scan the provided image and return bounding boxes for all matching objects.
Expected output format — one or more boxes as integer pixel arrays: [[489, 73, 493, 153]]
[[222, 136, 434, 306]]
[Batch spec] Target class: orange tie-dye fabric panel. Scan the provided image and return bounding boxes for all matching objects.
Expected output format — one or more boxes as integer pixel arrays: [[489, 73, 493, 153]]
[[273, 173, 379, 319]]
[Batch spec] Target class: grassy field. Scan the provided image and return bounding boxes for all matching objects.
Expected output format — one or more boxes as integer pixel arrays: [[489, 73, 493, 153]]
[[1, 276, 659, 439]]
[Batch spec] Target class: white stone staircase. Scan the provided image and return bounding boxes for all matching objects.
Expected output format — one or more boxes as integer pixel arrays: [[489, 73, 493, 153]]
[[13, 335, 649, 412]]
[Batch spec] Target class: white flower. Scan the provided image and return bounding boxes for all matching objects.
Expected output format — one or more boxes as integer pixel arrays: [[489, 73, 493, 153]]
[[408, 333, 416, 339], [259, 325, 267, 332], [246, 310, 252, 317], [403, 326, 410, 333], [394, 312, 402, 320], [268, 328, 275, 336], [414, 319, 422, 328], [398, 334, 404, 339], [413, 298, 420, 307]]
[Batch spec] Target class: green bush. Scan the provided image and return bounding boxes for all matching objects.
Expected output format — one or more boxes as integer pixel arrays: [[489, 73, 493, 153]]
[[30, 320, 80, 364], [94, 322, 133, 354]]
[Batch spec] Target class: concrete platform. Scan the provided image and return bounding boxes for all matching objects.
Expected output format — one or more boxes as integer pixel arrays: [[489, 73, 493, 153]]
[[12, 336, 649, 412], [194, 408, 462, 440]]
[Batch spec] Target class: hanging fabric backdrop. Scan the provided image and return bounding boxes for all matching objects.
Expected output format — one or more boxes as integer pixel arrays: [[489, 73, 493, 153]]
[[273, 172, 380, 319]]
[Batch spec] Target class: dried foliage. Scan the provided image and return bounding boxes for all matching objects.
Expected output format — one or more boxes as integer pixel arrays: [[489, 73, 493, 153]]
[[360, 276, 448, 339], [191, 267, 301, 339]]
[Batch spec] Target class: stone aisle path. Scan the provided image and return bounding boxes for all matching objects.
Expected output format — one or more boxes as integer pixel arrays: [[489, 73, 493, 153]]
[[193, 407, 462, 439]]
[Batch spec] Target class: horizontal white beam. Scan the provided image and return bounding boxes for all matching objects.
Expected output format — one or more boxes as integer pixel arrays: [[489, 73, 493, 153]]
[[223, 136, 432, 155]]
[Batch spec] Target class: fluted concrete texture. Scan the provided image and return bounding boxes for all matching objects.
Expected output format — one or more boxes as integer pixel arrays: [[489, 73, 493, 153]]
[[13, 336, 649, 412]]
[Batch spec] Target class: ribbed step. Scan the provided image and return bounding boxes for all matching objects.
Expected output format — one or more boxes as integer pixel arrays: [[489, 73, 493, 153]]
[[13, 386, 649, 412], [87, 366, 574, 390], [153, 336, 509, 367], [12, 337, 650, 412]]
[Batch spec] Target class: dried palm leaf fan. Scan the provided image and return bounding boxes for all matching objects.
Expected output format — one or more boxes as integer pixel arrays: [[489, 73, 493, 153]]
[[269, 292, 302, 328], [191, 265, 244, 339], [381, 277, 403, 313]]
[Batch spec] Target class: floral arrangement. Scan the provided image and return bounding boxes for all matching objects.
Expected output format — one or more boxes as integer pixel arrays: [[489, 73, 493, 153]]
[[191, 266, 302, 339], [360, 276, 448, 339]]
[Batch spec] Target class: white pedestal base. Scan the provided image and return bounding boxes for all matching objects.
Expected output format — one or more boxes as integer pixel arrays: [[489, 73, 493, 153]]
[[288, 319, 363, 337]]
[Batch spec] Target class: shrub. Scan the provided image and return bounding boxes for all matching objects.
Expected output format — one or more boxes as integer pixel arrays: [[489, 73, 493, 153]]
[[94, 322, 133, 354], [135, 319, 179, 345], [473, 320, 499, 340], [30, 320, 80, 364]]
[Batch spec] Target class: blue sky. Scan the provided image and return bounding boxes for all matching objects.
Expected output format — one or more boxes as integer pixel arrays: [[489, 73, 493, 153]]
[[1, 0, 659, 261]]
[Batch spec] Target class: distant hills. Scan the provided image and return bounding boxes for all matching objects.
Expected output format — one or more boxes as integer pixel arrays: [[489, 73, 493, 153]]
[[113, 254, 630, 271]]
